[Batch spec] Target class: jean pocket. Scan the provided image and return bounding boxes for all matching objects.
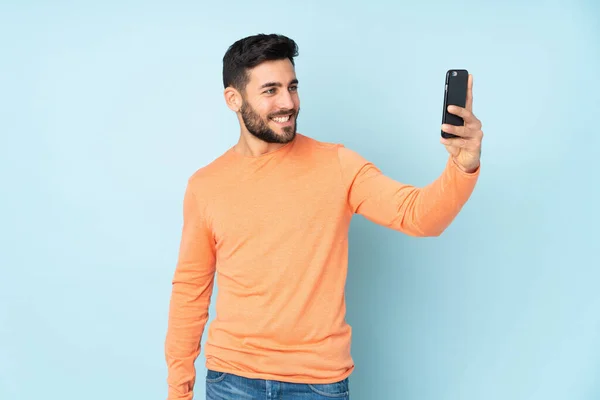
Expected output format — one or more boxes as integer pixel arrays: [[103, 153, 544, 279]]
[[308, 377, 349, 398], [206, 369, 227, 383]]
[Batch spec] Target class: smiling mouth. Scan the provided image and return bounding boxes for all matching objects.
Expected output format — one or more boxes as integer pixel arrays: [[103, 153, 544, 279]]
[[270, 114, 294, 124]]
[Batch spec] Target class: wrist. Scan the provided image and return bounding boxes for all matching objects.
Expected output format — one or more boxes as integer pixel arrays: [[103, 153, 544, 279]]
[[452, 157, 479, 174]]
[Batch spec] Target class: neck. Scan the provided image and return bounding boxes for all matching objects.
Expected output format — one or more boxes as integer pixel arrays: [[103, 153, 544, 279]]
[[233, 130, 292, 157]]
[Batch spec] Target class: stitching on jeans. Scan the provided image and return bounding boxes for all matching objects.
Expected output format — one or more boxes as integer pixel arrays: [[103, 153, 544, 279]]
[[307, 379, 349, 398], [205, 371, 227, 383]]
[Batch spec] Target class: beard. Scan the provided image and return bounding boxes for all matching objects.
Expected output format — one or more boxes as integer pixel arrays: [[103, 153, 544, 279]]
[[240, 100, 299, 144]]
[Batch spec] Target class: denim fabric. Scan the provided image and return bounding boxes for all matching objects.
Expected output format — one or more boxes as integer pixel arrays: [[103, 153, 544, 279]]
[[206, 369, 350, 400]]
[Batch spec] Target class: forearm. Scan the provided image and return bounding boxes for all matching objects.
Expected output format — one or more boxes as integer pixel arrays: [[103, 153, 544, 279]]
[[389, 155, 480, 236], [165, 183, 217, 399], [165, 272, 214, 400]]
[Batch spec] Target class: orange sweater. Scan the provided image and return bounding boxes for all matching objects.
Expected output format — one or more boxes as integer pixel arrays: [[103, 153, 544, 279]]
[[164, 133, 480, 399]]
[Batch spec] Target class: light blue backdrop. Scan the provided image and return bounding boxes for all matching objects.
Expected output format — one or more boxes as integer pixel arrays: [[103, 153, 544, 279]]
[[1, 1, 599, 399]]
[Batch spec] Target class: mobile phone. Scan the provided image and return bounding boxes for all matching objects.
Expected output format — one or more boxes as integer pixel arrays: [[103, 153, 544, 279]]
[[441, 69, 468, 139]]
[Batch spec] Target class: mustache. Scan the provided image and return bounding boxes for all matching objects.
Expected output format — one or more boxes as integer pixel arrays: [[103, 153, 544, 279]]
[[268, 109, 296, 118]]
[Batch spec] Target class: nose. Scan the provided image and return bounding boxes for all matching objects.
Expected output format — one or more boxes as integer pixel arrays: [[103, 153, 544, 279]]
[[276, 90, 295, 111]]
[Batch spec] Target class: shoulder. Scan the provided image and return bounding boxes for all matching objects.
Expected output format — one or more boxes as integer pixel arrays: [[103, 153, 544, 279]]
[[185, 148, 233, 193], [295, 133, 371, 166], [296, 132, 341, 150]]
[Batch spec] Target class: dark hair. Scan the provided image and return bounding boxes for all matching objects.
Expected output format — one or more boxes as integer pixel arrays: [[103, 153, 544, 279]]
[[222, 33, 299, 91]]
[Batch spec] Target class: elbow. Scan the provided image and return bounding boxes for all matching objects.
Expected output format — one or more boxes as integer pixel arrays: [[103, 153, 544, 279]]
[[425, 227, 446, 237], [400, 220, 451, 237], [421, 220, 454, 237], [401, 208, 459, 237], [414, 228, 446, 238]]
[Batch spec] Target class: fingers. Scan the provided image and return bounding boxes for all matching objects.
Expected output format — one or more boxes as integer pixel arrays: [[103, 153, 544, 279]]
[[441, 123, 466, 137], [440, 135, 482, 151], [440, 136, 467, 147], [466, 74, 473, 111], [440, 127, 483, 149], [441, 123, 483, 139], [446, 105, 482, 130]]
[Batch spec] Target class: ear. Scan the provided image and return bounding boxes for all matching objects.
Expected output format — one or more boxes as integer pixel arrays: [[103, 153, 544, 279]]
[[224, 87, 242, 113]]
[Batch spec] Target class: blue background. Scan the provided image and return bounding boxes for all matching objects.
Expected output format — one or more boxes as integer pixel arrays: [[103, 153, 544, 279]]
[[1, 1, 599, 399]]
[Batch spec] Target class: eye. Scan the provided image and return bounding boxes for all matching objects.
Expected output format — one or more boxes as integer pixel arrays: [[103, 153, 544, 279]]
[[264, 88, 276, 94], [289, 85, 298, 92]]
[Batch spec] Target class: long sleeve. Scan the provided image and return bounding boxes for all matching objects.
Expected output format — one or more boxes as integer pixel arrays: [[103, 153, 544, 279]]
[[337, 146, 480, 237], [165, 182, 217, 400]]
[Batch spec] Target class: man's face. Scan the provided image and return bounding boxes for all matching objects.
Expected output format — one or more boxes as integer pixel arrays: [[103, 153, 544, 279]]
[[239, 59, 300, 144]]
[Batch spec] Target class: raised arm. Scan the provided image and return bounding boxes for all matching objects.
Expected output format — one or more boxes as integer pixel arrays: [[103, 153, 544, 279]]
[[338, 146, 480, 237], [340, 74, 483, 236], [165, 182, 216, 400]]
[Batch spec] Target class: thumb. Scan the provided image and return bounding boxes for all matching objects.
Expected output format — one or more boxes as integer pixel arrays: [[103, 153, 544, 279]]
[[445, 145, 460, 157]]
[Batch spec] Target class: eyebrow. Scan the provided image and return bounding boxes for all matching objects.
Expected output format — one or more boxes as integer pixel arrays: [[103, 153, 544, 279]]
[[259, 79, 299, 90]]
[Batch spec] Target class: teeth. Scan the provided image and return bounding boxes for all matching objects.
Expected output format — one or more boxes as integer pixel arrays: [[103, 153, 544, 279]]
[[272, 115, 290, 123]]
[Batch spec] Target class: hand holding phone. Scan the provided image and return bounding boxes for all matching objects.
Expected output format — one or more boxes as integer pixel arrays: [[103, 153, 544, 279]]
[[439, 71, 484, 173], [441, 69, 469, 139]]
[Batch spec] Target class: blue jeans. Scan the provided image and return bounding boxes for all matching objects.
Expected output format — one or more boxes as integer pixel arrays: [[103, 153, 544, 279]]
[[205, 369, 350, 399]]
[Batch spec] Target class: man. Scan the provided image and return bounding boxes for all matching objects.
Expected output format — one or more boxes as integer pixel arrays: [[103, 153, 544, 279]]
[[165, 33, 483, 400]]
